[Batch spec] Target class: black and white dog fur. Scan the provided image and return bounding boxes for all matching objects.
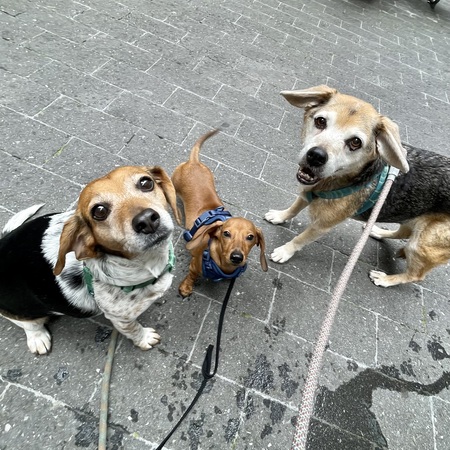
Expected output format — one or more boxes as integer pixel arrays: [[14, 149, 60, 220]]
[[0, 166, 180, 354]]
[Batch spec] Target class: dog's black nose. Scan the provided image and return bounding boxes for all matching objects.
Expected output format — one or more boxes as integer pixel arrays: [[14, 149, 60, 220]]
[[230, 251, 244, 264], [132, 209, 160, 234], [306, 147, 328, 167]]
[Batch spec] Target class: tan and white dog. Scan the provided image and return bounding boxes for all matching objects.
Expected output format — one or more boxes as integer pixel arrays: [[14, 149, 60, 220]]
[[266, 85, 450, 287], [0, 166, 180, 354]]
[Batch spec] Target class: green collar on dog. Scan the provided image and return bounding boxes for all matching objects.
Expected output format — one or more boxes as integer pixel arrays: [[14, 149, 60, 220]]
[[82, 242, 175, 297], [305, 165, 390, 216]]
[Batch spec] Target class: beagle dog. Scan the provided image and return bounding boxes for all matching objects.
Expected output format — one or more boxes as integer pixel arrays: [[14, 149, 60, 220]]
[[0, 166, 180, 354], [171, 129, 268, 298], [266, 85, 450, 287]]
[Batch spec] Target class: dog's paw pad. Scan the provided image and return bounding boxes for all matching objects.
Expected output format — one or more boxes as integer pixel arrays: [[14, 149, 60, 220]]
[[270, 245, 294, 263], [27, 329, 52, 355], [137, 328, 161, 350], [369, 270, 389, 287], [265, 210, 287, 225]]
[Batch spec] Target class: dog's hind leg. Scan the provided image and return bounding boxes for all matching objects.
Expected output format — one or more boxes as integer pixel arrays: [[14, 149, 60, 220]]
[[4, 316, 51, 354], [369, 223, 412, 240], [369, 215, 450, 287]]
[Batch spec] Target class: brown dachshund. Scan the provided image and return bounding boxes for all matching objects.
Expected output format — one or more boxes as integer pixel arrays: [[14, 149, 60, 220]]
[[172, 129, 268, 297]]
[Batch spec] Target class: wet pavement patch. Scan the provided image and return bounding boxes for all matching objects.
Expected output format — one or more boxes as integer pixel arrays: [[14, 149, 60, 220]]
[[313, 366, 450, 447]]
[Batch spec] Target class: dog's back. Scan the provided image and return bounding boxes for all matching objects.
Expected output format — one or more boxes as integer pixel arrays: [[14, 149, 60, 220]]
[[358, 146, 450, 223], [1, 204, 45, 238]]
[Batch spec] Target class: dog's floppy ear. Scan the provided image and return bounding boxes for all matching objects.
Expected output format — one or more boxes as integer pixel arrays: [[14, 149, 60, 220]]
[[147, 166, 182, 225], [54, 215, 99, 276], [255, 227, 268, 272], [376, 116, 409, 173], [186, 221, 224, 252], [280, 85, 337, 109]]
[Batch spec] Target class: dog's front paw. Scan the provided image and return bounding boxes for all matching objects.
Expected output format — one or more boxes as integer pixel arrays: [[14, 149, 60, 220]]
[[265, 209, 288, 225], [270, 244, 295, 263], [26, 328, 52, 355], [136, 327, 161, 350], [369, 270, 390, 287], [179, 279, 194, 298]]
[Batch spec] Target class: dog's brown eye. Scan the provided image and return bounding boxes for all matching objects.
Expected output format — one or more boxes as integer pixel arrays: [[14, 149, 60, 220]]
[[138, 177, 154, 192], [92, 204, 110, 221], [223, 230, 231, 238], [348, 137, 362, 151], [314, 116, 327, 130], [246, 234, 254, 241]]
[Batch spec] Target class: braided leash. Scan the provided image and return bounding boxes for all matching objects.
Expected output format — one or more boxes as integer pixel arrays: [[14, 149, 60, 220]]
[[291, 167, 399, 450]]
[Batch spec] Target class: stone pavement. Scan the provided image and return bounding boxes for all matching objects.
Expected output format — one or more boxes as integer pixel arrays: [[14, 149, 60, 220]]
[[1, 0, 450, 448]]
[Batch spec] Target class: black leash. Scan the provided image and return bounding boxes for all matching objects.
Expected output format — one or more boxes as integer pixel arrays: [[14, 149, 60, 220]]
[[156, 277, 236, 450]]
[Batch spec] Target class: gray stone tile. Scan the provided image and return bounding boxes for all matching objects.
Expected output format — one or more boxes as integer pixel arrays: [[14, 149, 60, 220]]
[[0, 152, 81, 212], [73, 8, 145, 43], [214, 163, 297, 217], [0, 316, 107, 407], [24, 31, 110, 73], [0, 383, 97, 449], [433, 397, 450, 450], [149, 57, 222, 99], [271, 274, 377, 364], [0, 70, 58, 116], [29, 60, 123, 109], [82, 32, 160, 71], [108, 345, 244, 448], [214, 84, 284, 128], [42, 138, 128, 185], [21, 4, 96, 43], [0, 106, 70, 165], [94, 59, 175, 105], [163, 89, 243, 135], [0, 40, 52, 76], [190, 128, 268, 178], [191, 307, 310, 403], [237, 117, 299, 161], [35, 95, 138, 153], [105, 91, 194, 144], [377, 317, 450, 392], [333, 256, 425, 330], [117, 128, 185, 173], [121, 10, 187, 43], [0, 11, 43, 44], [372, 390, 434, 450], [194, 57, 260, 97]]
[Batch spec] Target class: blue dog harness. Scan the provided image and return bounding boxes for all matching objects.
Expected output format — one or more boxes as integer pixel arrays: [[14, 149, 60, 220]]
[[305, 165, 390, 216], [183, 206, 232, 242], [183, 206, 248, 281]]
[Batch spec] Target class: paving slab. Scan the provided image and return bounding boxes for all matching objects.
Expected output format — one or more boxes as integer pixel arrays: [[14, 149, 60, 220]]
[[1, 0, 450, 449]]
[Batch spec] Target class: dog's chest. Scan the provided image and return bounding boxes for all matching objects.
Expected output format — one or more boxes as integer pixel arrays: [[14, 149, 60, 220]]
[[92, 273, 173, 320]]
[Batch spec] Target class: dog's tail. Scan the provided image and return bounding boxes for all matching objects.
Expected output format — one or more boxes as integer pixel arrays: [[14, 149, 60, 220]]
[[189, 129, 220, 164], [1, 204, 45, 237]]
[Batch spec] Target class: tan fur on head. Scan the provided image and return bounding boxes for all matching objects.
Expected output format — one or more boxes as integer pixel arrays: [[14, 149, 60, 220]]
[[53, 166, 179, 276]]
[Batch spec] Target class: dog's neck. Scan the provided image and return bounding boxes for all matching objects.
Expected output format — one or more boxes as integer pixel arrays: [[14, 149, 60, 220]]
[[312, 158, 384, 192], [86, 241, 173, 287]]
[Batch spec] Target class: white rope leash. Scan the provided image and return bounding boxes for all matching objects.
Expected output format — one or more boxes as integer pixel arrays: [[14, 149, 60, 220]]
[[291, 167, 400, 450]]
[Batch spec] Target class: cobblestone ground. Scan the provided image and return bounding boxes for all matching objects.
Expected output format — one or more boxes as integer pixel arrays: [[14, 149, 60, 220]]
[[0, 0, 449, 449]]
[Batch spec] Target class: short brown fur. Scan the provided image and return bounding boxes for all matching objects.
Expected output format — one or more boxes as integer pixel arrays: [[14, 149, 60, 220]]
[[172, 130, 268, 297]]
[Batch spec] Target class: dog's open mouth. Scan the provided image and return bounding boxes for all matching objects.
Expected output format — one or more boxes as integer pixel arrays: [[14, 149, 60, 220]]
[[297, 166, 320, 185]]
